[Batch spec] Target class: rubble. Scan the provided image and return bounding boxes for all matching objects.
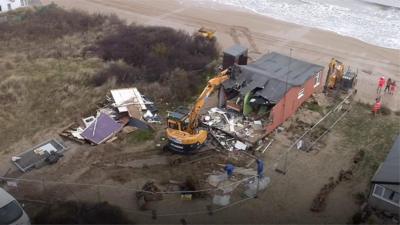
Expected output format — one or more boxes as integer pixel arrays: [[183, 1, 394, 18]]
[[81, 112, 124, 145], [203, 107, 266, 149], [12, 139, 68, 172], [59, 87, 160, 145]]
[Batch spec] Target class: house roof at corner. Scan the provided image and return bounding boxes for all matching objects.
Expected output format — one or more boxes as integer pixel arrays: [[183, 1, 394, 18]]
[[372, 135, 400, 184], [223, 52, 324, 103]]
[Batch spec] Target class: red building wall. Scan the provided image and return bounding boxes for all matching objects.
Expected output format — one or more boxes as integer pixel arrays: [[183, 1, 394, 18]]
[[265, 70, 324, 134]]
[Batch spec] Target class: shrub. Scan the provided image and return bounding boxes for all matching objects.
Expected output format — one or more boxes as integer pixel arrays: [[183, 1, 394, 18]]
[[380, 106, 391, 115], [91, 61, 142, 86], [87, 25, 218, 84], [33, 201, 132, 224], [0, 4, 110, 42]]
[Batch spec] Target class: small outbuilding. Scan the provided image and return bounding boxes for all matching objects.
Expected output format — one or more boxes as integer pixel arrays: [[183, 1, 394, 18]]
[[0, 0, 30, 13], [368, 135, 400, 216], [222, 51, 325, 134]]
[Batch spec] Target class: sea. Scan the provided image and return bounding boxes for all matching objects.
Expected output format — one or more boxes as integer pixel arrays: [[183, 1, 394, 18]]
[[186, 0, 400, 49]]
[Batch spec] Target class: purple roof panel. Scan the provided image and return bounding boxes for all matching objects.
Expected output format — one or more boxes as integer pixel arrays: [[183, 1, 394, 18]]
[[81, 113, 123, 144]]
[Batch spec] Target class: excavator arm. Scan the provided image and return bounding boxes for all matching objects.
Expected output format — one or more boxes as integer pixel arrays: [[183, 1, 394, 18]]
[[187, 69, 229, 133], [166, 69, 229, 153]]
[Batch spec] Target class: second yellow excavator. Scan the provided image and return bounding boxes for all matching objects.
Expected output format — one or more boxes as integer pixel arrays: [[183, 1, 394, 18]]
[[325, 58, 345, 89], [197, 27, 216, 40], [166, 69, 229, 153]]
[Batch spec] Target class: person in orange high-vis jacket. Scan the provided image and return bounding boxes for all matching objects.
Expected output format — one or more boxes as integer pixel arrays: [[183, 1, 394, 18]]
[[389, 81, 397, 95], [377, 76, 385, 94], [372, 97, 382, 116]]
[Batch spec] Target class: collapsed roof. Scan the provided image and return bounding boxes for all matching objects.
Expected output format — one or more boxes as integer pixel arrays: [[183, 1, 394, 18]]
[[223, 52, 324, 103]]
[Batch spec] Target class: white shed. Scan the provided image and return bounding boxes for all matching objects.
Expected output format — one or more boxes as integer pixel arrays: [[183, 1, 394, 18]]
[[0, 0, 30, 13]]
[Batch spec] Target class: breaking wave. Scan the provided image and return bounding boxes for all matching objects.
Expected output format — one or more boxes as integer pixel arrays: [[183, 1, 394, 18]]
[[190, 0, 400, 49]]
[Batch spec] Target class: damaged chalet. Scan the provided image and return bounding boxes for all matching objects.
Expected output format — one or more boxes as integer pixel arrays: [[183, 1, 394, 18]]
[[219, 46, 325, 136]]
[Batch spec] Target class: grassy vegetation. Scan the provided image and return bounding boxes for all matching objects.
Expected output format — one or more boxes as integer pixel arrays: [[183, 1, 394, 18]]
[[304, 101, 324, 114], [127, 130, 155, 143], [0, 5, 218, 152], [338, 103, 400, 178]]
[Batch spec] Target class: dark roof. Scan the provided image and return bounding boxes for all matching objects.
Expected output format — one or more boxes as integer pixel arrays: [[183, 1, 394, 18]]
[[223, 44, 248, 57], [372, 135, 400, 184], [223, 52, 324, 103], [81, 113, 123, 144]]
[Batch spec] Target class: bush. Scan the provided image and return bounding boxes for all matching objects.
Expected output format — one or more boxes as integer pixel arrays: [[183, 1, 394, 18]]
[[87, 25, 218, 84], [33, 201, 133, 224], [91, 61, 142, 86], [380, 106, 391, 115], [0, 4, 110, 42]]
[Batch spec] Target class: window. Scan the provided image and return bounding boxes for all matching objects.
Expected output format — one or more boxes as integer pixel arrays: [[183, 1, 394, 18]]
[[314, 72, 321, 87], [373, 185, 384, 196], [21, 0, 24, 6], [7, 4, 12, 11], [297, 88, 305, 99], [0, 5, 2, 12], [372, 184, 400, 206], [0, 201, 23, 224]]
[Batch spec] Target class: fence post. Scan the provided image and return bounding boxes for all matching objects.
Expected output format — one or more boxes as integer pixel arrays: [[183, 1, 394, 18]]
[[152, 209, 157, 220], [207, 188, 214, 216], [255, 176, 260, 198], [96, 185, 101, 203]]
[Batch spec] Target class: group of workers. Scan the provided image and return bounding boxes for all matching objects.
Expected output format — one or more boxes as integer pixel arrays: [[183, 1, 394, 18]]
[[377, 76, 397, 95], [373, 76, 397, 115]]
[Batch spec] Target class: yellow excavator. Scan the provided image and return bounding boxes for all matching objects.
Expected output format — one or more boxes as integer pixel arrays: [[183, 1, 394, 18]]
[[166, 69, 229, 153], [197, 27, 216, 40], [325, 58, 345, 89]]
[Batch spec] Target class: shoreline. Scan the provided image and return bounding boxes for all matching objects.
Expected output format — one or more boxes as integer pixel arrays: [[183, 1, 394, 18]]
[[42, 0, 399, 111], [188, 0, 400, 50]]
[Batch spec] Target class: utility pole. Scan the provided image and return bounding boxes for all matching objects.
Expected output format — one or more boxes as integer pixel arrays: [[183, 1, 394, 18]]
[[282, 48, 293, 124], [276, 48, 293, 175]]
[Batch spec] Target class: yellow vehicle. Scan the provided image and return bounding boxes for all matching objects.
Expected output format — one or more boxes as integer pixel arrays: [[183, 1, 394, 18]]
[[325, 58, 345, 89], [166, 70, 229, 153], [197, 27, 216, 40]]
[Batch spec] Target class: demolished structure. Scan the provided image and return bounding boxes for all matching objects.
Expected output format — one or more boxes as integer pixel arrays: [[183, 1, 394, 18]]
[[60, 87, 159, 145], [218, 50, 325, 136]]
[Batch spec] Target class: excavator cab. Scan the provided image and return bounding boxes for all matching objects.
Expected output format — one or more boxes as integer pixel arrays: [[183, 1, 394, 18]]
[[167, 107, 189, 131], [166, 107, 207, 154], [197, 27, 216, 40]]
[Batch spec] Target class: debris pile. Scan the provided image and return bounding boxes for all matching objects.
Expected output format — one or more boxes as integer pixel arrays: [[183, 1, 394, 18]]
[[203, 107, 267, 151], [136, 181, 163, 210], [12, 139, 67, 172], [59, 87, 160, 145]]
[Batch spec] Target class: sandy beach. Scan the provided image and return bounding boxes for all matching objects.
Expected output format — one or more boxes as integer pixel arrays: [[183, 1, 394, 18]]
[[42, 0, 399, 112]]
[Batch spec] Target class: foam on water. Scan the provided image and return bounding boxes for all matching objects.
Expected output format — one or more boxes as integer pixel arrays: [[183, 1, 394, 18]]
[[188, 0, 400, 49]]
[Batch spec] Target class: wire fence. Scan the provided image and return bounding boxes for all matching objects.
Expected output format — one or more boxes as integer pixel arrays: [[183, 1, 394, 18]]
[[273, 91, 355, 174], [0, 173, 266, 219]]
